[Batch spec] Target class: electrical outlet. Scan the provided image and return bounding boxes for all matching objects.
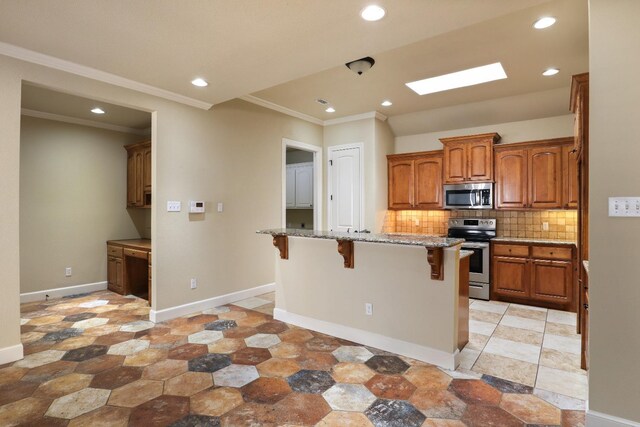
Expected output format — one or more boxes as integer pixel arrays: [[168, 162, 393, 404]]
[[365, 303, 373, 316], [217, 202, 224, 213], [414, 218, 420, 226], [190, 278, 197, 289], [542, 222, 549, 231], [65, 267, 72, 277]]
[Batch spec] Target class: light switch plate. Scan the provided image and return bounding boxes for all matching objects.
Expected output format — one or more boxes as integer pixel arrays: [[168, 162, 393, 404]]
[[609, 197, 640, 217], [167, 201, 181, 212]]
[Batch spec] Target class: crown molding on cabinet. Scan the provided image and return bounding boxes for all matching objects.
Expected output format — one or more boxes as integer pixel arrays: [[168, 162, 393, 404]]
[[21, 108, 151, 136], [0, 41, 213, 110]]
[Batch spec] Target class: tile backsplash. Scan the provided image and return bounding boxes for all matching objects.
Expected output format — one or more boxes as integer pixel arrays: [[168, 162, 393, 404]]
[[384, 209, 577, 241]]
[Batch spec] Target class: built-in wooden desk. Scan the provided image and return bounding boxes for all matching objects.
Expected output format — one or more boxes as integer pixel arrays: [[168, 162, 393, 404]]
[[107, 239, 151, 304]]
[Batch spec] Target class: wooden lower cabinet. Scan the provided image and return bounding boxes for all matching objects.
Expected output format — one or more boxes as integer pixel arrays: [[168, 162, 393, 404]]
[[493, 256, 529, 297], [530, 259, 572, 303], [106, 240, 151, 303], [107, 256, 124, 294], [491, 242, 576, 311]]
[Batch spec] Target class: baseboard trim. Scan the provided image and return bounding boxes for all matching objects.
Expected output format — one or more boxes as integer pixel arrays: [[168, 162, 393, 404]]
[[587, 410, 640, 427], [20, 281, 108, 303], [0, 344, 24, 364], [149, 283, 275, 323], [273, 308, 458, 370]]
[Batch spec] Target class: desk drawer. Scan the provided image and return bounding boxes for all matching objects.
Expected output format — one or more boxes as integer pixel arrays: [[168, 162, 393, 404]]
[[123, 248, 148, 260], [107, 245, 123, 258], [493, 244, 529, 258], [531, 246, 572, 260]]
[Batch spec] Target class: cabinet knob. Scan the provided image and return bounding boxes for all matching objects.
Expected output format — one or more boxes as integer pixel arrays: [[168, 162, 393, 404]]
[[550, 252, 554, 255], [584, 303, 589, 309]]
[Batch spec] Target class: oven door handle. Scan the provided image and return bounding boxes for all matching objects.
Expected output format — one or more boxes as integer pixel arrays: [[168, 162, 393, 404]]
[[461, 242, 489, 249]]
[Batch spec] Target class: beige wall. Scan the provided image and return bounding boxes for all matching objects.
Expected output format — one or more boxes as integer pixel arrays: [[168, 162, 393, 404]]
[[588, 0, 640, 422], [275, 237, 460, 360], [20, 116, 146, 293], [0, 54, 322, 354], [323, 118, 394, 232], [395, 115, 574, 153]]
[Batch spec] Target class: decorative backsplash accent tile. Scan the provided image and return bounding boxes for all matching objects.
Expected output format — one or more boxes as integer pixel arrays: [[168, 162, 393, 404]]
[[387, 210, 577, 241]]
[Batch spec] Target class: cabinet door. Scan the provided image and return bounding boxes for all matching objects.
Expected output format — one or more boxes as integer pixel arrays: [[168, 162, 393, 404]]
[[530, 259, 572, 305], [107, 256, 124, 294], [414, 155, 443, 209], [134, 150, 144, 207], [467, 140, 493, 181], [143, 145, 151, 192], [529, 146, 562, 209], [127, 151, 136, 207], [562, 145, 579, 209], [492, 256, 529, 298], [443, 143, 466, 183], [294, 164, 313, 208], [388, 159, 414, 209], [286, 166, 296, 208], [495, 149, 528, 209]]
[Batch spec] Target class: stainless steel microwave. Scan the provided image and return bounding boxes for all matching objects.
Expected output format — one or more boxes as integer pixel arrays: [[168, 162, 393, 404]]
[[443, 183, 493, 209]]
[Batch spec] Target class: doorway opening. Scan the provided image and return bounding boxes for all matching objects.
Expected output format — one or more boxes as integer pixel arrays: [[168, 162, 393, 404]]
[[19, 82, 153, 305], [282, 138, 322, 230]]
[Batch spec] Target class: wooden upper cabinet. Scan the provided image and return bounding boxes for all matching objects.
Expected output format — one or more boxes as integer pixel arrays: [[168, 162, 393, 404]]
[[388, 158, 414, 209], [570, 73, 589, 159], [125, 141, 151, 208], [387, 151, 443, 210], [443, 143, 466, 183], [414, 155, 443, 209], [143, 145, 151, 192], [562, 145, 579, 209], [495, 148, 528, 209], [467, 140, 493, 181], [494, 138, 573, 210], [441, 133, 500, 184], [529, 146, 562, 209]]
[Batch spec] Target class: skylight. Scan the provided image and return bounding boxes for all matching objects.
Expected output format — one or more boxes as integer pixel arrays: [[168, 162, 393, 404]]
[[406, 62, 508, 96]]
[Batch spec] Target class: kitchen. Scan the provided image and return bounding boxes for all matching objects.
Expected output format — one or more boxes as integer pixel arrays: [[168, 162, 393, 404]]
[[1, 0, 639, 426]]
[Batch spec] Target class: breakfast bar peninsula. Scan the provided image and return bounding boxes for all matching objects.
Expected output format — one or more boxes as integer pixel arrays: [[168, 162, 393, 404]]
[[258, 229, 466, 369]]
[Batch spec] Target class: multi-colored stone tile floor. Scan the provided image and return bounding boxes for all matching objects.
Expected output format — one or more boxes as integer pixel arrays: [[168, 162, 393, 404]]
[[0, 290, 586, 426]]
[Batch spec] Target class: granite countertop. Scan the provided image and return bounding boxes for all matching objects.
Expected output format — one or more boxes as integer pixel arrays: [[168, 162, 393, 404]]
[[491, 237, 577, 246], [459, 250, 474, 259], [257, 229, 464, 248], [583, 260, 589, 274], [107, 239, 152, 250]]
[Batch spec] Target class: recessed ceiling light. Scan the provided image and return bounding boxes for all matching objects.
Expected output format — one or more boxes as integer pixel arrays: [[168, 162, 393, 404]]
[[361, 5, 386, 21], [533, 16, 556, 29], [325, 107, 336, 113], [191, 78, 208, 87], [406, 62, 507, 96], [91, 107, 105, 114], [381, 100, 393, 107], [542, 68, 560, 76]]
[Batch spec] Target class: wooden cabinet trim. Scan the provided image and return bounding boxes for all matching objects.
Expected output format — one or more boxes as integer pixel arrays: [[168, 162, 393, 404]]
[[493, 137, 574, 152], [337, 240, 354, 269], [439, 132, 501, 145]]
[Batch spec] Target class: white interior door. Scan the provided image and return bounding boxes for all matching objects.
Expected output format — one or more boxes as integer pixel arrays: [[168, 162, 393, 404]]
[[330, 146, 362, 232]]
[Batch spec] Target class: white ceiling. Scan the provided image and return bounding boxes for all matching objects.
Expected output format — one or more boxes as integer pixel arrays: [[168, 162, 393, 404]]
[[21, 84, 151, 131], [253, 0, 588, 122], [1, 0, 587, 136]]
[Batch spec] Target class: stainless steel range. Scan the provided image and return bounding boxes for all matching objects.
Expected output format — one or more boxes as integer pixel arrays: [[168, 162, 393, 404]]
[[447, 218, 496, 300]]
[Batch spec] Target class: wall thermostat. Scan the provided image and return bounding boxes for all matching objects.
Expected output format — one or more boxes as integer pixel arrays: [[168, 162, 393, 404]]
[[189, 200, 205, 213]]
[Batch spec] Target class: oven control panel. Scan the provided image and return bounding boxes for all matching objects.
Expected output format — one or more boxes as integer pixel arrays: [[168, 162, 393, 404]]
[[448, 218, 496, 229]]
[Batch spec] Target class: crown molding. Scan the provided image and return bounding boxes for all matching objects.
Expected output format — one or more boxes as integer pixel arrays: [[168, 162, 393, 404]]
[[21, 108, 151, 135], [240, 95, 388, 127], [239, 95, 324, 126], [0, 41, 213, 110], [323, 111, 387, 126]]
